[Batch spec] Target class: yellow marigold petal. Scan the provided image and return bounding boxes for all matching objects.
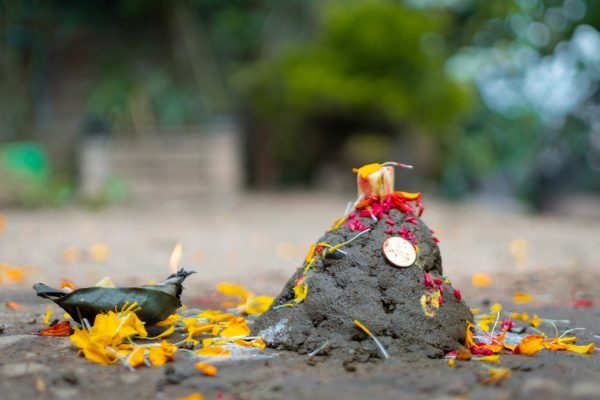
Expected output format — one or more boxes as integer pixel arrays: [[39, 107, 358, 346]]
[[448, 358, 455, 367], [244, 296, 274, 315], [197, 310, 236, 323], [305, 244, 317, 264], [513, 293, 533, 304], [353, 163, 382, 178], [511, 312, 529, 321], [466, 322, 477, 349], [42, 307, 53, 325], [514, 335, 544, 356], [529, 314, 541, 328], [187, 323, 219, 337], [476, 355, 500, 363], [470, 308, 480, 315], [478, 321, 491, 332], [148, 341, 176, 366], [221, 322, 250, 338], [490, 303, 502, 313], [156, 314, 180, 327], [177, 393, 204, 400], [83, 342, 118, 364], [293, 283, 308, 303], [195, 362, 218, 376], [566, 343, 596, 354], [149, 325, 175, 340], [195, 347, 231, 357], [558, 336, 577, 343], [481, 368, 512, 385], [148, 348, 164, 366], [471, 273, 492, 288], [127, 347, 146, 368], [396, 191, 421, 200], [233, 338, 266, 349], [217, 282, 251, 306]]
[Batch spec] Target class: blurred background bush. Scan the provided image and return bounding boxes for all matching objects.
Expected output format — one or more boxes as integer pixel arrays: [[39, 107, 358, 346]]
[[1, 0, 598, 209]]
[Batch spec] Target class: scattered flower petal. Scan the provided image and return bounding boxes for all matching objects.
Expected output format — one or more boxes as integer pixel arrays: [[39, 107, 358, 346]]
[[195, 362, 218, 376], [471, 273, 492, 288], [512, 293, 533, 304]]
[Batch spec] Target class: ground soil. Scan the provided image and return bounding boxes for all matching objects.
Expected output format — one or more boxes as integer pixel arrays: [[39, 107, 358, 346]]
[[1, 193, 599, 399]]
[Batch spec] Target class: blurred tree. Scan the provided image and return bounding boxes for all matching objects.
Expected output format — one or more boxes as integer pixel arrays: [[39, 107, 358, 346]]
[[441, 0, 600, 208], [236, 1, 474, 186]]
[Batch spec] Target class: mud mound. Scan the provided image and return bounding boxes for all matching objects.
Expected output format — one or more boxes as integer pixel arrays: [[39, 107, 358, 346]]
[[253, 179, 472, 361]]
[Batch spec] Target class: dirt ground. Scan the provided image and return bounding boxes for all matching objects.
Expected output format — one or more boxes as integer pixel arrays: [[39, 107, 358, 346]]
[[1, 192, 599, 399]]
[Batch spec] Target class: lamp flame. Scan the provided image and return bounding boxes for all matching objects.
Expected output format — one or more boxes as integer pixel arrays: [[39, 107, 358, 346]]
[[169, 242, 182, 274]]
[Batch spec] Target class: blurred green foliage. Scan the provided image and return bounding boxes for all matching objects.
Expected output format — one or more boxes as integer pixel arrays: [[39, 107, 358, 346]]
[[236, 1, 473, 183], [1, 0, 599, 207]]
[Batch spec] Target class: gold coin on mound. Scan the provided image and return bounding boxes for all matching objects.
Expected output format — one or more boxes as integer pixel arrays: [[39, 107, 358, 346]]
[[382, 236, 416, 267]]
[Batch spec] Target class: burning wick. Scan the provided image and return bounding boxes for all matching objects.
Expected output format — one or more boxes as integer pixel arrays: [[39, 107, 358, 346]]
[[169, 242, 183, 274]]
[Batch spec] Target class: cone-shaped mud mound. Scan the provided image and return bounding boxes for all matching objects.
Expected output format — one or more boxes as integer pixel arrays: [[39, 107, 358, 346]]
[[253, 170, 472, 361]]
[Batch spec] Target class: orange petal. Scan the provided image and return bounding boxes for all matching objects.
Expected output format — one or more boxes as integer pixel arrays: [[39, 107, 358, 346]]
[[38, 321, 73, 337], [471, 273, 492, 288], [481, 368, 512, 385], [5, 301, 22, 311], [195, 362, 218, 376], [512, 293, 533, 304], [514, 335, 544, 356]]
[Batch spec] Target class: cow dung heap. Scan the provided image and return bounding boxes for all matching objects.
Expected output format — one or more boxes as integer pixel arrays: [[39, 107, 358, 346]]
[[253, 162, 472, 361]]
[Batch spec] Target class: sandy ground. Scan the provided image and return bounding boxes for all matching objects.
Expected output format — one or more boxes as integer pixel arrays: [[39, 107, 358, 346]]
[[1, 192, 600, 399]]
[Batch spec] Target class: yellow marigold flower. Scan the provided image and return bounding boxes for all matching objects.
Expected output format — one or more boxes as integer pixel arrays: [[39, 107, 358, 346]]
[[70, 327, 117, 364], [70, 309, 148, 365]]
